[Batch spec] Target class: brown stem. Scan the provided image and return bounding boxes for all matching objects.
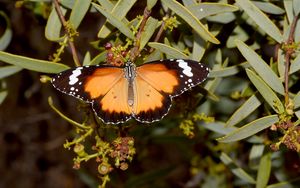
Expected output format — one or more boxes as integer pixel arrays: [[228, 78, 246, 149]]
[[130, 8, 151, 62], [149, 9, 171, 53], [284, 14, 298, 105], [53, 0, 81, 66]]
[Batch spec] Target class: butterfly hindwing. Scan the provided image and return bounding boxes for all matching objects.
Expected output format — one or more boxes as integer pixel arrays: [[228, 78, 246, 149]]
[[133, 74, 171, 123], [92, 76, 132, 124]]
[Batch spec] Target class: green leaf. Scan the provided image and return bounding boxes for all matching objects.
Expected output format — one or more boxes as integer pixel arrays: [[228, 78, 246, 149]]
[[220, 152, 256, 184], [96, 0, 136, 38], [0, 11, 12, 50], [293, 0, 300, 15], [256, 153, 271, 188], [147, 0, 158, 10], [294, 91, 300, 109], [218, 115, 279, 143], [140, 17, 159, 50], [161, 0, 220, 44], [148, 42, 188, 59], [249, 145, 265, 169], [192, 33, 206, 61], [284, 0, 294, 24], [82, 51, 91, 66], [277, 49, 285, 78], [92, 3, 134, 39], [0, 90, 8, 105], [267, 178, 300, 188], [0, 51, 69, 73], [226, 94, 261, 127], [209, 62, 250, 77], [187, 2, 239, 19], [236, 0, 283, 43], [252, 1, 285, 15], [0, 65, 23, 79], [202, 121, 236, 135], [69, 0, 92, 29], [45, 6, 67, 41], [236, 40, 285, 95], [290, 53, 300, 74], [89, 51, 106, 65], [226, 25, 249, 48], [246, 69, 284, 113]]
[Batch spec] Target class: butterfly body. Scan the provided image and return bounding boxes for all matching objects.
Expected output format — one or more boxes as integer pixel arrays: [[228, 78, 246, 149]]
[[52, 59, 209, 124]]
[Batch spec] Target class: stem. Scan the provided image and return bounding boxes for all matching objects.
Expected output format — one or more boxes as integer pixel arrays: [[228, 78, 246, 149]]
[[149, 9, 171, 53], [130, 7, 151, 62], [284, 14, 298, 105], [53, 0, 81, 66]]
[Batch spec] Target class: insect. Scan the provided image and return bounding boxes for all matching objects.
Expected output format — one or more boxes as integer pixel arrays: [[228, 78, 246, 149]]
[[51, 59, 209, 124]]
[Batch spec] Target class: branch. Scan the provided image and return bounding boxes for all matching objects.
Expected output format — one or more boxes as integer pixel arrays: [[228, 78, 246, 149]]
[[130, 7, 151, 62], [149, 9, 171, 53], [53, 0, 81, 66], [284, 14, 299, 105]]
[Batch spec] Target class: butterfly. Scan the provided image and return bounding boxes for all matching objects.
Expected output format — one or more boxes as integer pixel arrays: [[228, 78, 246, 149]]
[[51, 59, 209, 124]]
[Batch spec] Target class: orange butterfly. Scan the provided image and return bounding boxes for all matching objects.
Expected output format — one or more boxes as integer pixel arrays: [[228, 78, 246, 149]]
[[52, 59, 209, 124]]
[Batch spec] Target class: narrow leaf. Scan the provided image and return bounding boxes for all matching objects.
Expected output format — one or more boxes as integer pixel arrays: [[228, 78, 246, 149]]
[[83, 51, 91, 66], [89, 51, 106, 65], [226, 25, 249, 48], [0, 65, 23, 79], [252, 1, 285, 15], [187, 3, 239, 19], [290, 53, 300, 74], [220, 152, 256, 184], [97, 0, 136, 38], [69, 0, 92, 29], [92, 3, 134, 39], [0, 51, 69, 73], [148, 42, 188, 59], [236, 40, 285, 95], [218, 115, 279, 143], [256, 153, 271, 188], [246, 69, 284, 113], [226, 94, 261, 127], [249, 145, 265, 168], [0, 11, 12, 50], [0, 90, 8, 105], [45, 6, 66, 41], [209, 62, 250, 77], [294, 91, 300, 109], [140, 17, 159, 50], [161, 0, 220, 44], [192, 33, 206, 61], [236, 0, 283, 43]]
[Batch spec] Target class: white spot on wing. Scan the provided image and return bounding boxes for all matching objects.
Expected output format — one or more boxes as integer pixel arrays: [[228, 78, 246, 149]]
[[69, 69, 81, 85], [177, 59, 193, 77]]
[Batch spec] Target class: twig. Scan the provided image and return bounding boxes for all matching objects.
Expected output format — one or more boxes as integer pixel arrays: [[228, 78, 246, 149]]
[[284, 14, 298, 105], [53, 0, 81, 66], [130, 7, 151, 62], [149, 9, 171, 53]]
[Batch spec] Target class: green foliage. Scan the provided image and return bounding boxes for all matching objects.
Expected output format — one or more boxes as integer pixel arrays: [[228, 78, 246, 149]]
[[1, 0, 300, 188]]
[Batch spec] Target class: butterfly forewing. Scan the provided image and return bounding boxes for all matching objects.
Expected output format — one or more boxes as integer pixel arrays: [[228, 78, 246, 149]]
[[136, 59, 209, 97], [51, 65, 123, 102]]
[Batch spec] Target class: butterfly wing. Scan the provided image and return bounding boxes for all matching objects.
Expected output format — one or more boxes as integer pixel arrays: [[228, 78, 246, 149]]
[[133, 59, 209, 123], [52, 65, 132, 124]]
